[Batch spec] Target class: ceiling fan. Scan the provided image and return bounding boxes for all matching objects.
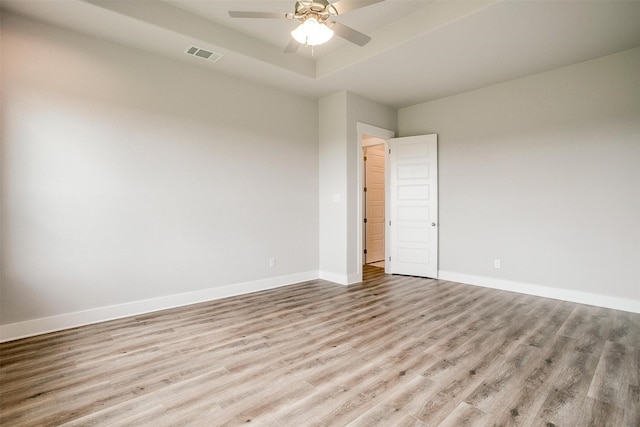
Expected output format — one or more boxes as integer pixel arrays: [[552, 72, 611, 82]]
[[228, 0, 385, 53]]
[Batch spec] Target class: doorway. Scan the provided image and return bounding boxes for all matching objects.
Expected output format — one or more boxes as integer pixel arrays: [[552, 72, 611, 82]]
[[355, 123, 439, 283], [363, 140, 386, 268], [356, 123, 394, 282]]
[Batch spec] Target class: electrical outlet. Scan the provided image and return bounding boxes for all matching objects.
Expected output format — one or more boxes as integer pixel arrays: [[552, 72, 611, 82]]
[[494, 259, 501, 269], [269, 258, 276, 268]]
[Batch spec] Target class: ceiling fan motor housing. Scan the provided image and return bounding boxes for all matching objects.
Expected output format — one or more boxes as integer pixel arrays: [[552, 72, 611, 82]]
[[294, 0, 338, 23]]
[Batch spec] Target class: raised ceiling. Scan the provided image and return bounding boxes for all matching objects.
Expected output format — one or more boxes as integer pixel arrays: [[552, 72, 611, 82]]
[[2, 0, 640, 108]]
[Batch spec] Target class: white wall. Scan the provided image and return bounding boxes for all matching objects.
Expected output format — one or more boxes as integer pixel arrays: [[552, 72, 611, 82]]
[[345, 93, 397, 281], [3, 12, 637, 342], [318, 92, 348, 282], [399, 47, 640, 309], [318, 91, 396, 284], [0, 13, 319, 333]]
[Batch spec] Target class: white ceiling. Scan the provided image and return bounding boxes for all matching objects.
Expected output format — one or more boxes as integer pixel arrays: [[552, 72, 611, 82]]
[[2, 0, 640, 108]]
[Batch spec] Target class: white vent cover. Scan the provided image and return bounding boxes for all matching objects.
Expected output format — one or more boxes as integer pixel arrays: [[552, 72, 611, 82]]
[[185, 46, 223, 63]]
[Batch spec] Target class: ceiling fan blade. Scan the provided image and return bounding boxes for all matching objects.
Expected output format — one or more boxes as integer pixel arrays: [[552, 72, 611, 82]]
[[284, 39, 301, 54], [228, 11, 288, 19], [330, 21, 372, 46], [330, 0, 385, 15]]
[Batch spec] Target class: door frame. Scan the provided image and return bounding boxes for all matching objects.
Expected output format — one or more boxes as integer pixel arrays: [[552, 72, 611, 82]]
[[356, 122, 395, 282]]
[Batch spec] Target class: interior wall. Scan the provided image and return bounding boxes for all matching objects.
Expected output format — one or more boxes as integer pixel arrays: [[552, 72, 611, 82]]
[[318, 92, 396, 284], [0, 12, 319, 326], [318, 92, 348, 281], [345, 93, 397, 282], [399, 47, 640, 305]]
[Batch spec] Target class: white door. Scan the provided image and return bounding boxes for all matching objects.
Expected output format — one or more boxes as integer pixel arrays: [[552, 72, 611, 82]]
[[387, 135, 438, 278], [364, 145, 385, 263]]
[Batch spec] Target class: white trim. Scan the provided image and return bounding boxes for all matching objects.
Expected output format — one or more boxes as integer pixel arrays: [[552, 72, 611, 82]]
[[319, 270, 349, 286], [347, 273, 361, 285], [438, 271, 640, 314], [0, 270, 319, 343], [356, 122, 395, 285], [4, 269, 636, 342]]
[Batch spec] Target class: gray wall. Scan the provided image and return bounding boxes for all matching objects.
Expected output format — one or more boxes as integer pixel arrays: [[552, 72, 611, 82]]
[[318, 91, 396, 283], [1, 13, 319, 325], [2, 10, 637, 334], [399, 47, 640, 303], [318, 92, 349, 280], [344, 93, 397, 280]]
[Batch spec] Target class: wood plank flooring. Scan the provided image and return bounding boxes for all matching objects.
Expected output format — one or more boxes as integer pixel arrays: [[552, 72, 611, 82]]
[[1, 266, 639, 426]]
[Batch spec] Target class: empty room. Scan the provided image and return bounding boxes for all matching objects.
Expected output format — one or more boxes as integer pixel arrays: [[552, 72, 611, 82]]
[[1, 0, 639, 425]]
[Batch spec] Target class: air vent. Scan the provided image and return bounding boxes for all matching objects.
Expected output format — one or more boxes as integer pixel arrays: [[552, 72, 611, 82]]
[[185, 46, 223, 63]]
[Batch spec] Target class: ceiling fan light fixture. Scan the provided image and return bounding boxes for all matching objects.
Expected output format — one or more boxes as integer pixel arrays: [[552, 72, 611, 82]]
[[291, 17, 334, 46]]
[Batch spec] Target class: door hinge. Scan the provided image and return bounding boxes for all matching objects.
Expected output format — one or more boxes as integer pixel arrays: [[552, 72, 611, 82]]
[[364, 249, 368, 254], [363, 156, 367, 161], [364, 218, 368, 223], [389, 148, 391, 154], [389, 220, 391, 226], [364, 187, 368, 192], [389, 256, 391, 262]]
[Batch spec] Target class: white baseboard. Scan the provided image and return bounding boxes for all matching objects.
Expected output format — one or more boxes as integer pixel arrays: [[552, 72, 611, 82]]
[[318, 270, 349, 286], [0, 270, 320, 343], [438, 271, 640, 314], [347, 273, 362, 285], [5, 269, 636, 342]]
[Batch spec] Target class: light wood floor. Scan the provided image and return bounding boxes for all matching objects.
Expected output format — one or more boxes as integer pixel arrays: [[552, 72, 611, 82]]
[[1, 266, 639, 426]]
